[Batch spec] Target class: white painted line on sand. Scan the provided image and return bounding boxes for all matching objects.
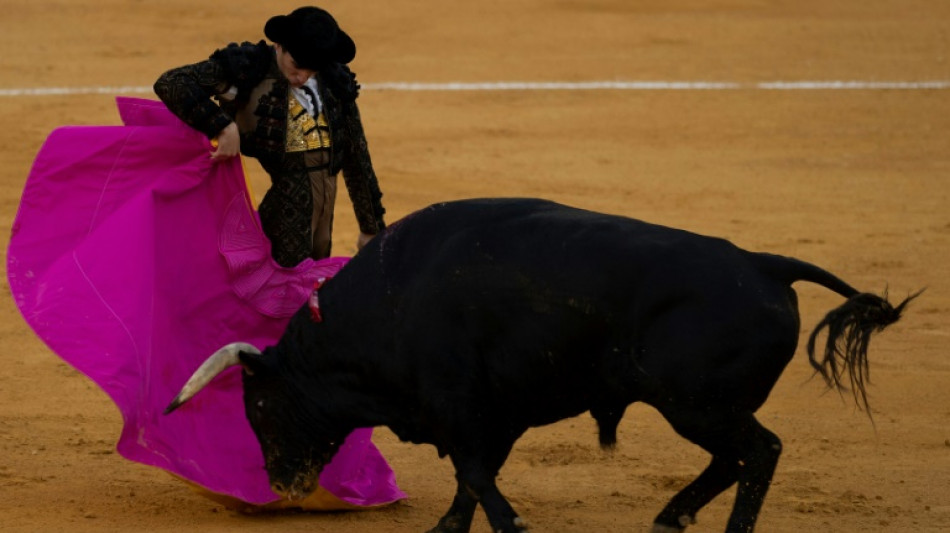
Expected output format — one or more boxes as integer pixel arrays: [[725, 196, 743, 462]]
[[366, 80, 950, 91], [365, 81, 744, 90], [755, 80, 950, 90], [2, 80, 950, 97], [0, 86, 155, 97]]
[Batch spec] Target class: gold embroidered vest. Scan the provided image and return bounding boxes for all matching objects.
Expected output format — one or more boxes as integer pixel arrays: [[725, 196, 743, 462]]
[[286, 94, 331, 153]]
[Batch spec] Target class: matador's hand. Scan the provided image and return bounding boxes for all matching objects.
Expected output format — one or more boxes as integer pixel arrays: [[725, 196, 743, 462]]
[[211, 122, 240, 160], [357, 232, 375, 250]]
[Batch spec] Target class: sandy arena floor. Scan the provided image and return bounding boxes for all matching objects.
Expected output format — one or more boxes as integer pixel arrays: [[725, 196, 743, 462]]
[[1, 1, 948, 531]]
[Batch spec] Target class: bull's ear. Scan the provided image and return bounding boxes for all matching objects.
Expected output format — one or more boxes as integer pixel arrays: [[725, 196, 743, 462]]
[[238, 348, 270, 376]]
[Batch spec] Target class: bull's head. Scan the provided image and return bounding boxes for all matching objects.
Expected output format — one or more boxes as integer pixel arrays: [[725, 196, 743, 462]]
[[165, 343, 343, 501]]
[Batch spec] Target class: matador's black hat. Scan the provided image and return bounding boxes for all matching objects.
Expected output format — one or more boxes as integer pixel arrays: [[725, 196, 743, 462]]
[[264, 6, 356, 68]]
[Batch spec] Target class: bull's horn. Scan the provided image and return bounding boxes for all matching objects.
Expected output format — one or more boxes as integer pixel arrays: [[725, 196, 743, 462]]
[[163, 342, 261, 414]]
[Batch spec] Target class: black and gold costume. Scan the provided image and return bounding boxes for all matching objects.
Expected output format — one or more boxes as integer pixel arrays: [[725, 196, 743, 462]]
[[154, 40, 384, 267]]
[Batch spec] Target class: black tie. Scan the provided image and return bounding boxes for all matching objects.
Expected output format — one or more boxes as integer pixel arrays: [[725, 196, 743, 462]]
[[301, 86, 319, 115]]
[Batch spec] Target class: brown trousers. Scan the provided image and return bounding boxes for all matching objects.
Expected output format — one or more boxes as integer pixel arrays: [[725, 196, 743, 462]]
[[258, 149, 336, 267]]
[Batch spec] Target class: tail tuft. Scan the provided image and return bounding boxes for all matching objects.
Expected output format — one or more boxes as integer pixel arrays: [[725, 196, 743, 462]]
[[806, 289, 922, 415]]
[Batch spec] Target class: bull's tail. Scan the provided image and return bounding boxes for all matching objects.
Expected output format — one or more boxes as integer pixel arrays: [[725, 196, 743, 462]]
[[751, 252, 861, 299], [752, 252, 921, 414], [806, 290, 919, 415]]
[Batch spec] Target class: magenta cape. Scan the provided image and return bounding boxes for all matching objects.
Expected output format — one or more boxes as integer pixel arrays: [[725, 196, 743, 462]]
[[7, 97, 406, 507]]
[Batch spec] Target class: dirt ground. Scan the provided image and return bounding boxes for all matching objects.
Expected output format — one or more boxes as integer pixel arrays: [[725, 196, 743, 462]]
[[1, 1, 948, 531]]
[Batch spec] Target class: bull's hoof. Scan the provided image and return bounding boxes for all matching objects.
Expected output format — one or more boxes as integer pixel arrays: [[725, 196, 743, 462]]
[[425, 526, 459, 533], [651, 513, 696, 533], [488, 516, 528, 533], [513, 516, 529, 531], [426, 514, 472, 533]]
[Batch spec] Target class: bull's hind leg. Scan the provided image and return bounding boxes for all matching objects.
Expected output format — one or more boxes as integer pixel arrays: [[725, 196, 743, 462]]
[[651, 455, 739, 532], [653, 412, 781, 533]]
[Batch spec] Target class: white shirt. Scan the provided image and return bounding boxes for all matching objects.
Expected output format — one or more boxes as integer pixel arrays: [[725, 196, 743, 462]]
[[291, 77, 323, 116]]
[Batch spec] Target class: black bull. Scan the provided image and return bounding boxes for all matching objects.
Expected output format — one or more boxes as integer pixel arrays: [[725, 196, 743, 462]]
[[167, 198, 917, 533]]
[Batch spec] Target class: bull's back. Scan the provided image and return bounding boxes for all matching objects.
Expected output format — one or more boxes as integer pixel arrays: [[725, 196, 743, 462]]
[[368, 201, 787, 412], [324, 199, 801, 433], [379, 198, 764, 301]]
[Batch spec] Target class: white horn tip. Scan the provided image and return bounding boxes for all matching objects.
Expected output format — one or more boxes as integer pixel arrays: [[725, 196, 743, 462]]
[[163, 342, 257, 416], [164, 396, 185, 415]]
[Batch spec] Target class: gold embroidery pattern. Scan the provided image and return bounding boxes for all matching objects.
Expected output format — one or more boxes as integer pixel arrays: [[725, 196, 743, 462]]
[[286, 96, 331, 152]]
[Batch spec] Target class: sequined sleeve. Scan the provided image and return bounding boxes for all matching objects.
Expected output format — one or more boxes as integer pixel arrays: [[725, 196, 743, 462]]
[[154, 58, 234, 139], [153, 41, 271, 140], [338, 100, 386, 234]]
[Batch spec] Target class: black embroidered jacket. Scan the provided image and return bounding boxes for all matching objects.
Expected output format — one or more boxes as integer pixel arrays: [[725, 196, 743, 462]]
[[154, 40, 385, 236]]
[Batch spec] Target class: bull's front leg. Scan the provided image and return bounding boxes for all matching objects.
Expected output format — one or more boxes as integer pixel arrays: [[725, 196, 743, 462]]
[[436, 445, 527, 533], [428, 473, 528, 533], [475, 483, 528, 533], [426, 480, 477, 533]]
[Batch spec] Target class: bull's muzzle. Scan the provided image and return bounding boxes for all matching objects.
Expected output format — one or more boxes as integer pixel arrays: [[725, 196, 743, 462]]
[[271, 473, 319, 501]]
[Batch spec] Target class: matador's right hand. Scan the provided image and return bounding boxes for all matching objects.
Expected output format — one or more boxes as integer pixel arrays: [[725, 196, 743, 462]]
[[211, 122, 240, 160]]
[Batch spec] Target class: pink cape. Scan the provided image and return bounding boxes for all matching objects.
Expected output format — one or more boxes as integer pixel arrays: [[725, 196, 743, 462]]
[[6, 97, 406, 507]]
